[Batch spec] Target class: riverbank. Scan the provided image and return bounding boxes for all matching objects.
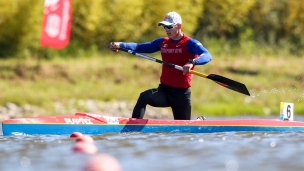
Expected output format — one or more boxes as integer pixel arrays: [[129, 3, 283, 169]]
[[0, 100, 171, 121], [1, 53, 304, 119]]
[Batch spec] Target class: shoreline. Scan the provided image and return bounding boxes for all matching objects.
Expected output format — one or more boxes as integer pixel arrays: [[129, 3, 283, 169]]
[[0, 100, 172, 121]]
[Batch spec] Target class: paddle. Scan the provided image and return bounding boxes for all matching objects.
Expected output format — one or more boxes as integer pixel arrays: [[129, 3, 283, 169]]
[[119, 48, 250, 96]]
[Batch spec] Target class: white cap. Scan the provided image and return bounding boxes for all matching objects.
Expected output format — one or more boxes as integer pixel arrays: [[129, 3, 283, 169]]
[[158, 11, 182, 26]]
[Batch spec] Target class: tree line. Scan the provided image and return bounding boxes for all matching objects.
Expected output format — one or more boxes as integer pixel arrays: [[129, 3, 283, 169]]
[[0, 0, 303, 58]]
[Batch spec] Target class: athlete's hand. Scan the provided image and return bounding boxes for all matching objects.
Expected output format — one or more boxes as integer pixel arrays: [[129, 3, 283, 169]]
[[109, 42, 120, 52], [183, 63, 193, 75]]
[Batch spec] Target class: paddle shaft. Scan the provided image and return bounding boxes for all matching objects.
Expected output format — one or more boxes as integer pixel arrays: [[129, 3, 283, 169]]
[[119, 48, 250, 96], [119, 48, 207, 76]]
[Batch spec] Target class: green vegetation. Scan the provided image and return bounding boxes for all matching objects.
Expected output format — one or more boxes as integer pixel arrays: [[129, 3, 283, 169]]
[[0, 0, 304, 58], [1, 51, 303, 117]]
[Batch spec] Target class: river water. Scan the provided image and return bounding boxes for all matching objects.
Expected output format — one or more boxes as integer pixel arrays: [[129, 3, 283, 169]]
[[1, 121, 304, 171]]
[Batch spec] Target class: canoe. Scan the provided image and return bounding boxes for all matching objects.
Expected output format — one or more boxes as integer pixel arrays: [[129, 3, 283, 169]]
[[2, 111, 304, 136]]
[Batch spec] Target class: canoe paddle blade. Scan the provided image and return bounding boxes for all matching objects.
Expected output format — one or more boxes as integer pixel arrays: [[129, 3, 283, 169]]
[[207, 74, 250, 96]]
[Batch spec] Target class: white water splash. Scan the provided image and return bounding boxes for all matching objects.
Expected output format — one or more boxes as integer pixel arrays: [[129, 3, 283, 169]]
[[248, 88, 304, 102]]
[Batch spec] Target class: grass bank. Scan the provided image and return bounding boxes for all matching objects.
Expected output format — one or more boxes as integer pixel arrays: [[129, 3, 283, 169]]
[[1, 52, 304, 118]]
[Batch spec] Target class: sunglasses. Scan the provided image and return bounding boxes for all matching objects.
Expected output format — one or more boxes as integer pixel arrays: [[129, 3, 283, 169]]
[[162, 24, 176, 30]]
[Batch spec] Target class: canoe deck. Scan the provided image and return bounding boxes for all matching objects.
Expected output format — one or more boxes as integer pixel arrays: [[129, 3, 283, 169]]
[[2, 112, 304, 136]]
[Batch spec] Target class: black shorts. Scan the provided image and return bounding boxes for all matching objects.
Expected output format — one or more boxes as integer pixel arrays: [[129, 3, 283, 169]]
[[132, 84, 191, 120]]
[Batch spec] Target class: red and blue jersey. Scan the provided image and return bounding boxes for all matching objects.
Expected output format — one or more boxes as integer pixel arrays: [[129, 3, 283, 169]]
[[159, 35, 197, 88], [119, 34, 212, 88]]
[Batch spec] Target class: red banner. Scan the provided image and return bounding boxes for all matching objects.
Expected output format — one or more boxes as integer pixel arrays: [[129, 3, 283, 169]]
[[40, 0, 72, 49]]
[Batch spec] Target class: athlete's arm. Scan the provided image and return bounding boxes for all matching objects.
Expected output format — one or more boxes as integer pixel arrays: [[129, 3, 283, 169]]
[[186, 39, 212, 65], [118, 38, 164, 53]]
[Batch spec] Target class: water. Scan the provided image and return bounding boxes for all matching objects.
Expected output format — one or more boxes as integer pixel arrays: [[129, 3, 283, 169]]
[[1, 123, 304, 171]]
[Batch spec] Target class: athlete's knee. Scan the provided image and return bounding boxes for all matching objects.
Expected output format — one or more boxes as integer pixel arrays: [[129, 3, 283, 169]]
[[138, 91, 149, 101], [138, 89, 155, 100]]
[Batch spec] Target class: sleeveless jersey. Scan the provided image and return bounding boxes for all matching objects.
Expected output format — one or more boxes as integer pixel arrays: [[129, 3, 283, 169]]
[[159, 35, 197, 88]]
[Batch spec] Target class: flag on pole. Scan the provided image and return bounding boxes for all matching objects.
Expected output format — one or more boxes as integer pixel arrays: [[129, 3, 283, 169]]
[[40, 0, 72, 49]]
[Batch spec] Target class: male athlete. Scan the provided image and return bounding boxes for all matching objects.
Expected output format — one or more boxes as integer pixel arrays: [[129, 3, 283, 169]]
[[110, 11, 212, 120]]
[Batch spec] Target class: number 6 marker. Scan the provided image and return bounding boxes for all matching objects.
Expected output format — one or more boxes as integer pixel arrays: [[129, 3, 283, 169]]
[[280, 102, 294, 121]]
